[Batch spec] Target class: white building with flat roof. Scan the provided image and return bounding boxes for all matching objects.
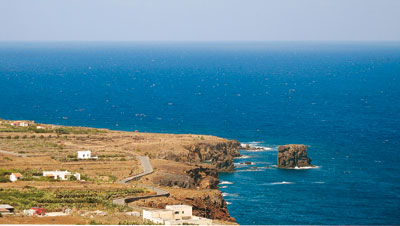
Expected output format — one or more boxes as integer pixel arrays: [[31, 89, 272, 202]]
[[43, 170, 80, 181], [77, 150, 91, 159], [77, 150, 98, 160], [143, 205, 212, 225]]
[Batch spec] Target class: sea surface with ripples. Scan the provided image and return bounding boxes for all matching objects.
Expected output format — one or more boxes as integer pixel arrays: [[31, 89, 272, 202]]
[[0, 42, 399, 224]]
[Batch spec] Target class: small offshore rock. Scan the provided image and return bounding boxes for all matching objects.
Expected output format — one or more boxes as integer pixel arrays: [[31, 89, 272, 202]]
[[277, 144, 313, 168]]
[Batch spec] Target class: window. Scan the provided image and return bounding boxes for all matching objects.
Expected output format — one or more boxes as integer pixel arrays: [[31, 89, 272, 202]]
[[182, 211, 184, 214], [175, 211, 179, 214]]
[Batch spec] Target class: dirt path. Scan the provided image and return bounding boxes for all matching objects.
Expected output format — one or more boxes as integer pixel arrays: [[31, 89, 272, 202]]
[[0, 149, 27, 157]]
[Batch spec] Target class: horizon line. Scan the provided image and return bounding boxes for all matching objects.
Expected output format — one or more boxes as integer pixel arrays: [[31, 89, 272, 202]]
[[1, 40, 400, 43]]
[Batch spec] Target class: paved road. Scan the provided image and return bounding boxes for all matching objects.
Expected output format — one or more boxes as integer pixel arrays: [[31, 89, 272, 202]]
[[0, 149, 27, 157], [118, 156, 154, 184], [114, 155, 169, 205]]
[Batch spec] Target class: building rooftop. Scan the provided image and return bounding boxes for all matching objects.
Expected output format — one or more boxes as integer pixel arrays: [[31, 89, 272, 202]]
[[12, 173, 22, 177], [0, 204, 14, 209], [165, 204, 192, 208]]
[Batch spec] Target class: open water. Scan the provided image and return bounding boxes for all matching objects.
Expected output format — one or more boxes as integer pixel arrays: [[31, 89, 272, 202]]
[[0, 42, 399, 224]]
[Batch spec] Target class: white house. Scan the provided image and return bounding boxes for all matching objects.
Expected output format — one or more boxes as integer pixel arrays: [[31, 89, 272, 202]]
[[77, 150, 91, 159], [43, 170, 80, 181], [10, 121, 30, 127], [9, 173, 23, 182], [0, 204, 14, 215], [165, 205, 192, 220], [143, 205, 212, 225], [77, 150, 97, 159]]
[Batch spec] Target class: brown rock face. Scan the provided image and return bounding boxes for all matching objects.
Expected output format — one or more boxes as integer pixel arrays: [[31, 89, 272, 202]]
[[140, 190, 235, 222], [152, 167, 219, 189], [156, 140, 241, 171], [152, 172, 195, 189], [184, 140, 241, 171], [186, 167, 219, 189], [277, 144, 313, 168], [187, 192, 235, 222]]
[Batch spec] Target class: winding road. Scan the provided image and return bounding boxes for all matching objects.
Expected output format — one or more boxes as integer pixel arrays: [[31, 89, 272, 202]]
[[118, 156, 154, 184], [113, 155, 169, 205]]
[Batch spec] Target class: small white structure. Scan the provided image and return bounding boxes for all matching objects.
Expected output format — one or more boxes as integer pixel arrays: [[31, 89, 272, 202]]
[[9, 173, 23, 182], [23, 209, 36, 216], [165, 205, 192, 220], [10, 121, 30, 127], [0, 204, 14, 215], [143, 205, 212, 225], [77, 150, 91, 159], [43, 170, 80, 181], [77, 150, 97, 160]]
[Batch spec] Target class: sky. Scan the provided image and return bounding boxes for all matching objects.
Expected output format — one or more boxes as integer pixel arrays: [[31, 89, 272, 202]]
[[1, 0, 400, 41]]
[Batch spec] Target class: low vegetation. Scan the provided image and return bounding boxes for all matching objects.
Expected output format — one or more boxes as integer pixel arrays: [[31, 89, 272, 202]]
[[0, 120, 105, 135], [0, 187, 146, 211]]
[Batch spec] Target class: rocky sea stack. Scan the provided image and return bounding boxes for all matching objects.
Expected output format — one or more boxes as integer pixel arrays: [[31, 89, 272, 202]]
[[277, 144, 313, 168]]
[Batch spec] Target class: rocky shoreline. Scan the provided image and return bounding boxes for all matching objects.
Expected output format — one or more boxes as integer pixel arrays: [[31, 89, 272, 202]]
[[147, 139, 241, 222], [0, 119, 240, 224]]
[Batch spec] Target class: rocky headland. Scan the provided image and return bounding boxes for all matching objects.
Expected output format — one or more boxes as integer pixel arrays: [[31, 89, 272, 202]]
[[0, 119, 240, 224], [277, 144, 314, 168]]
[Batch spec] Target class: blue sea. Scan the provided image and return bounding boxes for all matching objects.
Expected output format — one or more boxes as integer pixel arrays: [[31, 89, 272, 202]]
[[0, 42, 400, 224]]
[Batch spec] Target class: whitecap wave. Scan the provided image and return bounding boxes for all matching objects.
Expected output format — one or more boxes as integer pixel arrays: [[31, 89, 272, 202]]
[[294, 165, 320, 170], [269, 181, 295, 185], [245, 147, 274, 152], [219, 181, 233, 185], [240, 142, 277, 152], [235, 155, 251, 159], [220, 186, 227, 188], [236, 169, 264, 172], [311, 182, 325, 184], [222, 193, 239, 197], [236, 162, 255, 165], [226, 202, 232, 205]]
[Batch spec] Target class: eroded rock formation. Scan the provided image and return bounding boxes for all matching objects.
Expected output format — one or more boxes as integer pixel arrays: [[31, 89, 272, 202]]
[[184, 140, 241, 171], [152, 172, 195, 189], [186, 166, 219, 189], [140, 190, 235, 222], [277, 144, 313, 168]]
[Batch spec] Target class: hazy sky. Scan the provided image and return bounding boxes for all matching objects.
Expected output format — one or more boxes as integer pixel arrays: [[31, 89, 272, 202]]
[[1, 0, 400, 41]]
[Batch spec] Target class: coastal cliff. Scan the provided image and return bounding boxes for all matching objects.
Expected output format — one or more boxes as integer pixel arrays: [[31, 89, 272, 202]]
[[184, 140, 241, 171], [277, 144, 313, 168], [0, 119, 239, 224], [147, 140, 241, 222], [155, 140, 241, 171]]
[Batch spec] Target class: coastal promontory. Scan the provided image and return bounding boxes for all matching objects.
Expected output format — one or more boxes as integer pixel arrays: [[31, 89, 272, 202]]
[[0, 119, 239, 224]]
